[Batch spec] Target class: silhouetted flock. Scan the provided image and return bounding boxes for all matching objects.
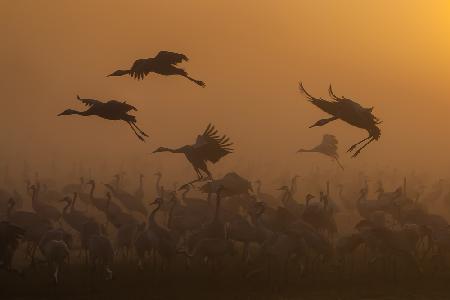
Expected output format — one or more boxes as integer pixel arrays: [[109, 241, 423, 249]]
[[6, 50, 450, 299]]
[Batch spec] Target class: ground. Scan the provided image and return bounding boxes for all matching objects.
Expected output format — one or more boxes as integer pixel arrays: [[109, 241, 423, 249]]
[[2, 261, 450, 300]]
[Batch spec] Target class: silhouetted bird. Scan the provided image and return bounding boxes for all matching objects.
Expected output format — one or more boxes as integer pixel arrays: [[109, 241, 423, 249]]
[[298, 134, 344, 170], [58, 95, 148, 141], [153, 124, 233, 183], [299, 83, 382, 157], [107, 51, 206, 87], [200, 172, 252, 197]]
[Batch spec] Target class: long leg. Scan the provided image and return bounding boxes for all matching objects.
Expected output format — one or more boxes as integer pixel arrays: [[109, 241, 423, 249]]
[[347, 136, 371, 152], [130, 122, 149, 137], [183, 74, 206, 87], [351, 137, 375, 158], [200, 167, 213, 180], [334, 157, 344, 170], [127, 122, 145, 141], [180, 177, 204, 189]]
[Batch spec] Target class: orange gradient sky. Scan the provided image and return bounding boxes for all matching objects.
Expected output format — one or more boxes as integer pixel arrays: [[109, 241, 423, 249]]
[[1, 1, 450, 181]]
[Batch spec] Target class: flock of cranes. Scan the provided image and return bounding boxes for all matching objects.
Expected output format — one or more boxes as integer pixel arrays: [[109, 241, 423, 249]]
[[3, 167, 450, 288], [2, 49, 418, 294], [58, 50, 383, 176]]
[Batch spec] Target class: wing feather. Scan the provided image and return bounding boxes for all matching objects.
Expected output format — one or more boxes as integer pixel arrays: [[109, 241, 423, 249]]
[[314, 134, 339, 157], [155, 51, 188, 65], [193, 124, 233, 163], [105, 100, 137, 113], [76, 95, 102, 107], [130, 59, 151, 80]]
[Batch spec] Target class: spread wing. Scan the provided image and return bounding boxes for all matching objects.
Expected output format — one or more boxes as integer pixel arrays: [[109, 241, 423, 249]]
[[154, 51, 188, 65], [105, 100, 137, 113], [192, 124, 233, 163], [328, 85, 381, 124], [76, 95, 103, 107], [299, 82, 339, 116], [130, 59, 152, 80], [313, 134, 339, 158]]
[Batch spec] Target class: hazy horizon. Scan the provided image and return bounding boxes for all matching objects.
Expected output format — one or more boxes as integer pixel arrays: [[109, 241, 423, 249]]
[[2, 1, 450, 183]]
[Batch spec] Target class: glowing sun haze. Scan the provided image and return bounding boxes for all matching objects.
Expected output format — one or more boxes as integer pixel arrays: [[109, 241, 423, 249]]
[[1, 1, 450, 180]]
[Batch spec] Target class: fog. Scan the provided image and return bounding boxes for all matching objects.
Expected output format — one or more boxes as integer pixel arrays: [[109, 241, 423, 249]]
[[2, 1, 450, 184]]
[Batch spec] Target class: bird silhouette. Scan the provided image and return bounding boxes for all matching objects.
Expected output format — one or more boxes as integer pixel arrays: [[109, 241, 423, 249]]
[[107, 51, 206, 87], [58, 95, 148, 141], [298, 83, 382, 157], [153, 124, 233, 184], [298, 134, 344, 170]]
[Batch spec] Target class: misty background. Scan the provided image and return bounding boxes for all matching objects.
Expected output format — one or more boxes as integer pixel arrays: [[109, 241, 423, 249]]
[[1, 1, 450, 187]]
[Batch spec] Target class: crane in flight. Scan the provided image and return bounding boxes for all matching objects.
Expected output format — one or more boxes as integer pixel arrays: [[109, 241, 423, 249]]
[[299, 83, 382, 157], [58, 95, 148, 141], [153, 124, 233, 186], [298, 134, 344, 170], [107, 51, 206, 87]]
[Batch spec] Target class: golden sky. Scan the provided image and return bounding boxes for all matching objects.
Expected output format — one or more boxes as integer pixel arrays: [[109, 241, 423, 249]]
[[1, 1, 450, 180]]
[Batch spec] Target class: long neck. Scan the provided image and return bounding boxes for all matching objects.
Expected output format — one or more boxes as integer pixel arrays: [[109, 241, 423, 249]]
[[161, 147, 185, 154], [326, 181, 330, 196], [26, 181, 31, 195], [182, 189, 189, 201], [67, 109, 90, 116], [282, 189, 292, 204], [214, 192, 222, 222], [106, 184, 116, 195], [62, 200, 71, 215], [291, 178, 298, 195], [168, 199, 176, 228], [7, 200, 15, 220], [256, 182, 262, 195], [298, 149, 315, 153], [71, 196, 76, 212], [116, 176, 120, 190], [155, 175, 162, 196], [139, 176, 144, 191], [358, 192, 366, 204], [148, 202, 161, 227], [31, 188, 39, 209], [89, 182, 95, 199]]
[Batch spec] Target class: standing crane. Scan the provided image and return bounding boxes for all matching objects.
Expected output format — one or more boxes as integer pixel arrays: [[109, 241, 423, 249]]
[[107, 51, 206, 87], [298, 83, 382, 157], [58, 95, 148, 141]]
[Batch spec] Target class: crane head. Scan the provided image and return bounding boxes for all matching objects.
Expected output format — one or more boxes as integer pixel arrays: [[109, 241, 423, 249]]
[[107, 70, 129, 77], [305, 194, 315, 201], [59, 196, 71, 203], [150, 197, 162, 206], [153, 147, 170, 153], [57, 109, 78, 116], [277, 185, 290, 191]]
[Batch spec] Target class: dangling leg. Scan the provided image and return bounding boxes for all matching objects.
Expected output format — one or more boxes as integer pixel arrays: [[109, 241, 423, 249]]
[[180, 168, 204, 189], [334, 157, 344, 170], [351, 137, 375, 158], [127, 122, 144, 141], [347, 136, 372, 152], [202, 168, 213, 181], [309, 116, 338, 128], [131, 122, 149, 137], [183, 74, 206, 87], [194, 167, 203, 180]]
